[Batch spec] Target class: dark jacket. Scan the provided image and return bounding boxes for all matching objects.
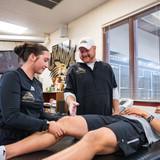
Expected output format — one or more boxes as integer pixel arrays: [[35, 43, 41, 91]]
[[0, 68, 50, 133]]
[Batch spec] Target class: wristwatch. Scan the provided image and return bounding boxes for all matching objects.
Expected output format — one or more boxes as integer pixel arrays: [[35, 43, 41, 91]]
[[146, 115, 154, 123], [46, 121, 50, 130]]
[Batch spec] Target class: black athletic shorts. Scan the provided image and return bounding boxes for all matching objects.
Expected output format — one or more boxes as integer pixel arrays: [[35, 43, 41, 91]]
[[82, 115, 147, 156]]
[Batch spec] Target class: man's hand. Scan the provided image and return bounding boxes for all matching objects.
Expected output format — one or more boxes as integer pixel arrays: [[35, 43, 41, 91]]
[[155, 107, 160, 114], [69, 101, 79, 116], [48, 121, 65, 138], [121, 107, 149, 118]]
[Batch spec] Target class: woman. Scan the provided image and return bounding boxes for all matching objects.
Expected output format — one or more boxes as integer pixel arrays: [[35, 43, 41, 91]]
[[0, 43, 64, 159]]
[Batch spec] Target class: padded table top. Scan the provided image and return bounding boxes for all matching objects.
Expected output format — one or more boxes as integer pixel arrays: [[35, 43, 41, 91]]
[[12, 136, 160, 160]]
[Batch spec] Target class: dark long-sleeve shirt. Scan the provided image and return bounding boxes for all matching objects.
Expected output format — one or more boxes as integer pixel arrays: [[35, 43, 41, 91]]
[[0, 68, 49, 133]]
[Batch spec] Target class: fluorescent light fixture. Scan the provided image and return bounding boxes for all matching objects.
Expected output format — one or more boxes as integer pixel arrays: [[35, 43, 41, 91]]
[[0, 35, 45, 42], [0, 21, 27, 34]]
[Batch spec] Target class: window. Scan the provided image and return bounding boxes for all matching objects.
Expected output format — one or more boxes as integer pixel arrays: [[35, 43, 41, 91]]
[[104, 5, 160, 101], [134, 8, 160, 101], [106, 22, 130, 98]]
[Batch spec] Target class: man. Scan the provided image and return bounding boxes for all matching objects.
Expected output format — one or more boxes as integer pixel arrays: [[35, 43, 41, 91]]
[[1, 107, 160, 160], [43, 107, 160, 160], [64, 37, 120, 116]]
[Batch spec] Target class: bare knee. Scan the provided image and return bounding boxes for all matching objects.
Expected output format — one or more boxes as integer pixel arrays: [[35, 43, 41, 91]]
[[82, 131, 98, 145], [82, 128, 118, 154], [56, 116, 88, 137], [57, 116, 75, 127], [57, 116, 71, 123]]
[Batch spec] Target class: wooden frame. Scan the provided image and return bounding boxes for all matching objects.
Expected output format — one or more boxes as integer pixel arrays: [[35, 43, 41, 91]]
[[102, 5, 160, 105]]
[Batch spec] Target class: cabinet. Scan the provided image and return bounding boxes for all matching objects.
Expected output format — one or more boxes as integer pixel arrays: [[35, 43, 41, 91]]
[[43, 92, 68, 113], [43, 92, 64, 102]]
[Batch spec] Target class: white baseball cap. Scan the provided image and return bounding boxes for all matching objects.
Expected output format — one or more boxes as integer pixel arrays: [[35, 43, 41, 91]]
[[78, 37, 95, 50]]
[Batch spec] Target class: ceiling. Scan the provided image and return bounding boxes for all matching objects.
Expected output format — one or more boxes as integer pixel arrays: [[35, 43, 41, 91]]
[[0, 0, 108, 37]]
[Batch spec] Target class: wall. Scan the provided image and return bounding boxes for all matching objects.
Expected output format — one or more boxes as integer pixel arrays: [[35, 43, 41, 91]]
[[49, 0, 158, 60], [0, 41, 23, 50], [44, 0, 158, 91], [1, 0, 158, 91]]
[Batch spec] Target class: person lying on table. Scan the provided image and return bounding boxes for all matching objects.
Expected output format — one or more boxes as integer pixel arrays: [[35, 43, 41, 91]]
[[1, 107, 160, 160]]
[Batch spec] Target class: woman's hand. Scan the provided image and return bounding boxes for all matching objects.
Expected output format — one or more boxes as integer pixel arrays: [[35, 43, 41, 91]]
[[48, 121, 65, 138]]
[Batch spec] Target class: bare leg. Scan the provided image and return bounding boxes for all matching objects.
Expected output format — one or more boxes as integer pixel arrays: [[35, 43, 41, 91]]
[[5, 131, 58, 159], [43, 127, 118, 160], [5, 116, 88, 159]]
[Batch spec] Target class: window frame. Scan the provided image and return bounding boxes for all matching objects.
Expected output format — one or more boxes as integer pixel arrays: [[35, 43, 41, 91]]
[[103, 4, 160, 105]]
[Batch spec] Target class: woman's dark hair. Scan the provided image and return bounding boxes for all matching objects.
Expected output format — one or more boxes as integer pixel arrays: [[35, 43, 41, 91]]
[[14, 43, 49, 62]]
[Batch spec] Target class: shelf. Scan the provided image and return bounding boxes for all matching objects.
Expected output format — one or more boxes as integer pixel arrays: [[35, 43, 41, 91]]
[[43, 92, 68, 113]]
